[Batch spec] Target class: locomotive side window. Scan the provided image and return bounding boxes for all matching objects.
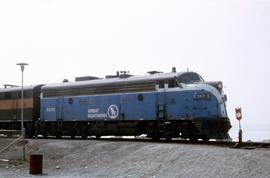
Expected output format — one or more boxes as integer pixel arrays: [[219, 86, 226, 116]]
[[17, 91, 29, 98], [11, 92, 15, 99], [24, 90, 33, 98], [158, 81, 164, 88], [4, 93, 11, 99], [0, 93, 4, 100], [0, 91, 19, 100], [168, 79, 177, 88], [43, 81, 156, 97]]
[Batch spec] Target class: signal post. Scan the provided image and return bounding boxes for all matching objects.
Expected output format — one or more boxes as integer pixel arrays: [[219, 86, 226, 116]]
[[235, 107, 243, 147]]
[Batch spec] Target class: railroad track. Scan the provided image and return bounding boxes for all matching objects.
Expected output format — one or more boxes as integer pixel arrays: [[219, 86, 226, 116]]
[[1, 134, 269, 149], [88, 137, 270, 149], [35, 136, 270, 149]]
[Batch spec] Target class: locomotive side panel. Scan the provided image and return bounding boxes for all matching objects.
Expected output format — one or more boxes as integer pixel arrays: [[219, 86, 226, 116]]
[[41, 92, 158, 122], [0, 91, 35, 123], [0, 98, 34, 122], [65, 94, 121, 121], [123, 93, 157, 121], [40, 98, 58, 122]]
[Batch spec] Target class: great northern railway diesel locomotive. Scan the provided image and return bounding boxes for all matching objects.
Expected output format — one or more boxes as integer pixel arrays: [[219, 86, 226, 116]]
[[0, 69, 231, 141]]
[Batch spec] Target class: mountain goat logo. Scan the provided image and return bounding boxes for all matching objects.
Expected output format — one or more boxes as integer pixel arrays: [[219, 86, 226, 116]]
[[107, 105, 119, 119]]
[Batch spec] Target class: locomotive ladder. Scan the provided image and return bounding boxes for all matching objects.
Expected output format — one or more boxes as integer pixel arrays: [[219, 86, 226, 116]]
[[157, 104, 167, 136], [157, 104, 166, 121], [157, 103, 173, 139]]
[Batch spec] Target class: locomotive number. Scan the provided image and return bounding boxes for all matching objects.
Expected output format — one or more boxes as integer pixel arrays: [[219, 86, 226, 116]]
[[46, 107, 56, 112]]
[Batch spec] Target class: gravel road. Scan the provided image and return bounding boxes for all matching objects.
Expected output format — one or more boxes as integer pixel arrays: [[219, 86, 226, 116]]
[[0, 138, 270, 178]]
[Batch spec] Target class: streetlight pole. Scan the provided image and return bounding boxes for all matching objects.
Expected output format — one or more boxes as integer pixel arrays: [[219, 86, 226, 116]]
[[16, 62, 28, 160]]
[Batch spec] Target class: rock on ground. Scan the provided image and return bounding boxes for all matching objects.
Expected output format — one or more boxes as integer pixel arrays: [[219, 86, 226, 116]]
[[0, 138, 270, 178]]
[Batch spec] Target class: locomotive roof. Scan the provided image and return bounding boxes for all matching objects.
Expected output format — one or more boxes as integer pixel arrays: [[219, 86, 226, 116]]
[[42, 72, 201, 90], [0, 85, 41, 93]]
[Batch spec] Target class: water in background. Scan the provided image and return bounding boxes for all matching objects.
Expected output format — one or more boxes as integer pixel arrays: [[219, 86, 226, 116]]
[[229, 123, 270, 142]]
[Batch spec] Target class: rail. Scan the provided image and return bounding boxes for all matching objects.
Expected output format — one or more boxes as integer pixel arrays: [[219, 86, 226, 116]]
[[29, 136, 270, 149]]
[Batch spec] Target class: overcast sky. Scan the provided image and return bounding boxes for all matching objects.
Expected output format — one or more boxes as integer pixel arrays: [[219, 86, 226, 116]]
[[0, 0, 269, 140]]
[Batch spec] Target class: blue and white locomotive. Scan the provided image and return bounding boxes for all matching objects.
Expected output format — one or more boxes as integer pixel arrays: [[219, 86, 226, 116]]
[[40, 68, 231, 141]]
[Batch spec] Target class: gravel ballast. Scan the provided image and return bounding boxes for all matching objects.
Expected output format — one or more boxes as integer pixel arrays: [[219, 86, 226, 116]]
[[0, 139, 270, 178]]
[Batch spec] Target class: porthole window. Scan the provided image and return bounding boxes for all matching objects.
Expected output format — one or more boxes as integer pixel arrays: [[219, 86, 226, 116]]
[[68, 98, 73, 104], [137, 94, 144, 101]]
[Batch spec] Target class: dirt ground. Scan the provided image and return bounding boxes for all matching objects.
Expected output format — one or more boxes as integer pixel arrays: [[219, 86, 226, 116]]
[[0, 138, 270, 178]]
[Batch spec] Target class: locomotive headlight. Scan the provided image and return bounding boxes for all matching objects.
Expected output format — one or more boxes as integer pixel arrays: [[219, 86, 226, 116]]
[[218, 82, 223, 90]]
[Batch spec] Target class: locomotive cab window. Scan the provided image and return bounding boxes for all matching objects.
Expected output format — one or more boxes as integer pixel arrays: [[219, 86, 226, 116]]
[[0, 93, 4, 100], [17, 91, 29, 98], [178, 73, 204, 84]]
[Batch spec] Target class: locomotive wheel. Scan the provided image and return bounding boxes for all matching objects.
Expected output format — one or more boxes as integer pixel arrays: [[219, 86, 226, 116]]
[[81, 130, 87, 139], [70, 134, 75, 139], [56, 132, 62, 139], [70, 129, 76, 139], [42, 131, 47, 138], [202, 136, 209, 142], [151, 132, 160, 141], [189, 136, 198, 142], [152, 136, 160, 141], [27, 131, 34, 138], [80, 126, 88, 139], [147, 123, 160, 141], [81, 134, 87, 139]]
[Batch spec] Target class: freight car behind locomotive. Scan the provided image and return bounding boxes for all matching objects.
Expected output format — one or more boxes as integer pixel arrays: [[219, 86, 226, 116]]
[[40, 70, 231, 141]]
